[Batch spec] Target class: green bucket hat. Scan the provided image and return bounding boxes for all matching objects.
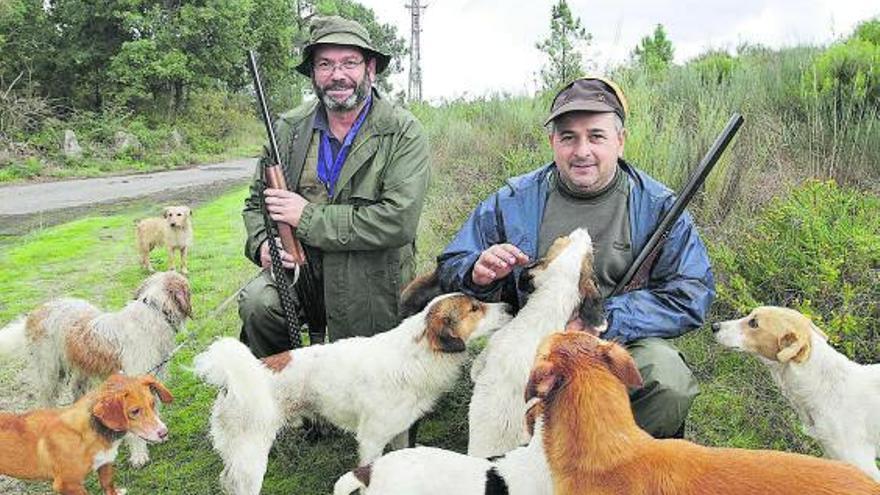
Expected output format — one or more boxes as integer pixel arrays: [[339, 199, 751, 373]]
[[295, 15, 391, 76]]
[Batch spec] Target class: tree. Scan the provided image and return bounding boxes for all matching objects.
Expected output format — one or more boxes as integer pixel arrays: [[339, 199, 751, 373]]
[[535, 0, 591, 91], [632, 24, 674, 73]]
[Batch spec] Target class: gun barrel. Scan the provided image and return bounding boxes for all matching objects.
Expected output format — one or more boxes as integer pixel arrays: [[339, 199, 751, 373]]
[[611, 113, 744, 296]]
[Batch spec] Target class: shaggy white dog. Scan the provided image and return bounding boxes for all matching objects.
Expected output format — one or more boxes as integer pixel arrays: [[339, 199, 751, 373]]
[[467, 228, 604, 458], [0, 271, 191, 467], [193, 293, 512, 495], [333, 419, 551, 495], [714, 306, 880, 481]]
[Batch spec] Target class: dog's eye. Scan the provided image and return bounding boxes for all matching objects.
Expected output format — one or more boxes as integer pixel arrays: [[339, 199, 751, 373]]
[[748, 318, 758, 329], [129, 407, 142, 418], [471, 302, 481, 312]]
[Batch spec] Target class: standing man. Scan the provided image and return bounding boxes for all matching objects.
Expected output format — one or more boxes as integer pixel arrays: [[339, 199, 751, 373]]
[[239, 16, 430, 358], [437, 77, 714, 438]]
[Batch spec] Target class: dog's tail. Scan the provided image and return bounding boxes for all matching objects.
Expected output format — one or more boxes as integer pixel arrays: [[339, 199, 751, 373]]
[[0, 316, 28, 358], [333, 466, 371, 495], [193, 337, 282, 428]]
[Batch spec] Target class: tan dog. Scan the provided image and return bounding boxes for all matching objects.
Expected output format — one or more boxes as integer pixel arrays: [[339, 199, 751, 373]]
[[525, 331, 880, 495], [0, 373, 172, 495], [714, 306, 880, 480], [136, 205, 193, 274]]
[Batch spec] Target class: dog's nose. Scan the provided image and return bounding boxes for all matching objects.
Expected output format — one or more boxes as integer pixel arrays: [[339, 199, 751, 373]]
[[711, 323, 720, 333], [157, 427, 168, 441]]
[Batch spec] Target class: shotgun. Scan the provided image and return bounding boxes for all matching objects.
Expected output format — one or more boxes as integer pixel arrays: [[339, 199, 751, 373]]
[[246, 50, 312, 348], [610, 113, 744, 296]]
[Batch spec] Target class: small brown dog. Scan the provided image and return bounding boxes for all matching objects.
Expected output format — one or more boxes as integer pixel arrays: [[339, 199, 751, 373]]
[[0, 373, 172, 495], [136, 205, 193, 274], [525, 331, 880, 495]]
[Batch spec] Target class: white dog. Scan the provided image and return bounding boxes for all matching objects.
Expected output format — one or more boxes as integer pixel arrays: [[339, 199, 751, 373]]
[[467, 227, 605, 458], [713, 306, 880, 481], [333, 418, 551, 495], [193, 293, 512, 495], [0, 271, 191, 467]]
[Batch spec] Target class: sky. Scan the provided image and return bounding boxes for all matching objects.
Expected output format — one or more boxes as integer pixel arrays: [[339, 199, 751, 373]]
[[359, 0, 879, 102]]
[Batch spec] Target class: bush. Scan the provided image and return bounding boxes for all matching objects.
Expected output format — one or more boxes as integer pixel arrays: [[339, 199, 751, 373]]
[[804, 38, 880, 112], [690, 50, 739, 85], [712, 181, 880, 362]]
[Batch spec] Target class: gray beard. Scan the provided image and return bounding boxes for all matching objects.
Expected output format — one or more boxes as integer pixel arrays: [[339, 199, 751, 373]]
[[315, 76, 372, 112]]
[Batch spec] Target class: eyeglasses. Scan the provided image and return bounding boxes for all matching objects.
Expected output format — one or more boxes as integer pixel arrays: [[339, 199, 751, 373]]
[[314, 59, 365, 75]]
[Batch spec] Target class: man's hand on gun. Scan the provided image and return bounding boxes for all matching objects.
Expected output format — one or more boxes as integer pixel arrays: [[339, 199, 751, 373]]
[[260, 238, 299, 269], [264, 188, 309, 228]]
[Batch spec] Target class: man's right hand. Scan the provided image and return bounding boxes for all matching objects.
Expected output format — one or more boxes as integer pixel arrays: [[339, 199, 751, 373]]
[[259, 238, 298, 269], [471, 243, 530, 286]]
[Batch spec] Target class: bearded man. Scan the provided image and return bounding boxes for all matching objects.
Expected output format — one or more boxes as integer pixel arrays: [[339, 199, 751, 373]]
[[238, 16, 430, 357]]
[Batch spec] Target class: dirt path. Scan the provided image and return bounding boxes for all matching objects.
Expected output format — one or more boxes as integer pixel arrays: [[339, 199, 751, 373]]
[[0, 158, 257, 236]]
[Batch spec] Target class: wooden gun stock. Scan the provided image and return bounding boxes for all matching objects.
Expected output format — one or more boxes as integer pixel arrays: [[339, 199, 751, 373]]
[[264, 164, 306, 265]]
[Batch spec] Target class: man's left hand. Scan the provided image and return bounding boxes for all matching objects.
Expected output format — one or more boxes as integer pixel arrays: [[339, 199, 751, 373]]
[[264, 188, 309, 227]]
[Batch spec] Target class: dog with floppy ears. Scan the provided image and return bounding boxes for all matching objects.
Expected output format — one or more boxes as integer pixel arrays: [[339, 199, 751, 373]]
[[0, 373, 173, 495], [135, 205, 193, 274], [193, 292, 513, 495], [467, 227, 606, 458], [526, 330, 880, 495], [0, 271, 191, 467], [713, 306, 880, 481]]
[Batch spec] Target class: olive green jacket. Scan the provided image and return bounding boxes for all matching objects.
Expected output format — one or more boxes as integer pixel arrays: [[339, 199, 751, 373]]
[[242, 90, 430, 338]]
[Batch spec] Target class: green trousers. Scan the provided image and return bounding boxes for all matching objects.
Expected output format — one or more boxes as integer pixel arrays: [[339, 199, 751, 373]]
[[626, 337, 699, 438], [238, 269, 323, 358]]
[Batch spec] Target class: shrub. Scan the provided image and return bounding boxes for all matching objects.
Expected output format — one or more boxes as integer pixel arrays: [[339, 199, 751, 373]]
[[804, 38, 880, 112], [712, 181, 880, 363]]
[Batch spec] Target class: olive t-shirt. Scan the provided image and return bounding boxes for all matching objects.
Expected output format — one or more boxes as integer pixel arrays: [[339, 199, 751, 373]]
[[538, 167, 633, 298]]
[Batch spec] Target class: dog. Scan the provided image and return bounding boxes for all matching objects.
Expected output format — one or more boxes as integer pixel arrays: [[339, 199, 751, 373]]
[[193, 292, 513, 495], [467, 227, 606, 457], [0, 373, 172, 495], [333, 418, 551, 495], [136, 205, 193, 274], [713, 306, 880, 481], [525, 330, 880, 495], [0, 271, 191, 467]]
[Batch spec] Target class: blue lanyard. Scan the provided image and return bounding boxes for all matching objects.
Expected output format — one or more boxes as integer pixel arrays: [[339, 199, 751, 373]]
[[317, 96, 372, 197]]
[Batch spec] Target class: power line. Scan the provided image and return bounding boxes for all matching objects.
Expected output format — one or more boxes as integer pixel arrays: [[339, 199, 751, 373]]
[[405, 0, 426, 102]]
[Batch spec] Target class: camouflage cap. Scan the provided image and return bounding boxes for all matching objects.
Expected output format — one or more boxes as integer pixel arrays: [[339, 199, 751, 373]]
[[544, 76, 629, 126], [295, 15, 391, 76]]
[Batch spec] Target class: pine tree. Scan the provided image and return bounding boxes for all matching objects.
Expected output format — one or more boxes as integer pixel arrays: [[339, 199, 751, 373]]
[[632, 24, 674, 73], [535, 0, 591, 91]]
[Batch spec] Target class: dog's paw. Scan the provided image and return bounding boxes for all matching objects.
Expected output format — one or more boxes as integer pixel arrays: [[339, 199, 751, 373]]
[[116, 488, 128, 495], [129, 451, 150, 468]]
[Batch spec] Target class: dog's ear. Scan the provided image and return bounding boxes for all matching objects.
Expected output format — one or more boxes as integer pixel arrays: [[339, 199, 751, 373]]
[[600, 341, 643, 389], [399, 270, 443, 319], [167, 277, 192, 318], [435, 316, 467, 353], [185, 206, 192, 217], [92, 393, 130, 431], [140, 375, 174, 404], [525, 361, 566, 404], [777, 331, 809, 363]]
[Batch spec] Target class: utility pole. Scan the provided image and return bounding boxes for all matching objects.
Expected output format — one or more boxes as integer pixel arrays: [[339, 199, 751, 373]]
[[405, 0, 426, 102]]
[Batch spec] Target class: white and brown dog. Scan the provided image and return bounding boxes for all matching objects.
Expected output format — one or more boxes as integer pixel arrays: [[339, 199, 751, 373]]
[[193, 293, 513, 495], [0, 271, 191, 467], [333, 411, 551, 495], [713, 306, 880, 481], [136, 205, 193, 274], [467, 227, 606, 458]]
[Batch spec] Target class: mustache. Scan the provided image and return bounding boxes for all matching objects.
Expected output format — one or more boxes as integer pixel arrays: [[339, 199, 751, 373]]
[[323, 81, 356, 91]]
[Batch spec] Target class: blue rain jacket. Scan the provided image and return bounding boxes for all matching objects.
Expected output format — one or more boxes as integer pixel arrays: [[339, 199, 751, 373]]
[[436, 160, 715, 343]]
